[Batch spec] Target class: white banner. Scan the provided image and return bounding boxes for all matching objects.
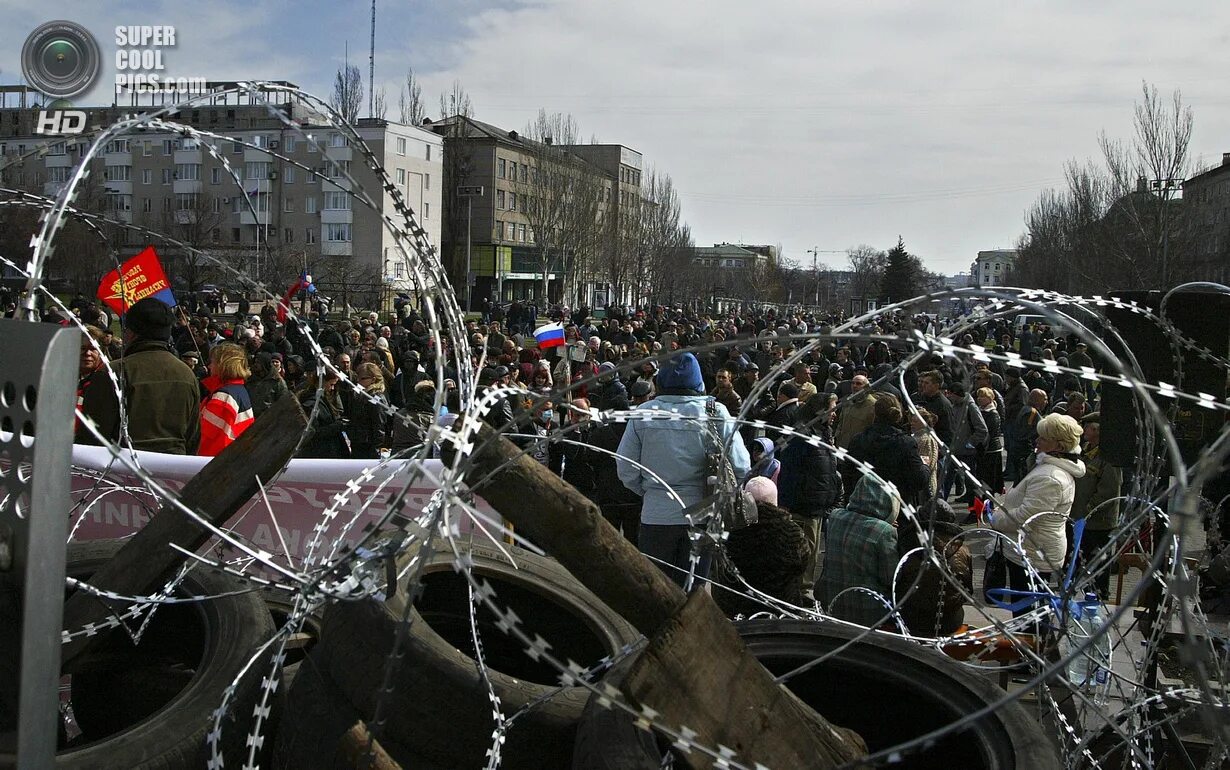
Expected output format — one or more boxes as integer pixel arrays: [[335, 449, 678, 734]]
[[69, 445, 495, 564]]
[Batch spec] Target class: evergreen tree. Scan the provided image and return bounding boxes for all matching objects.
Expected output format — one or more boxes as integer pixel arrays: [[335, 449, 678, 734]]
[[878, 236, 923, 303]]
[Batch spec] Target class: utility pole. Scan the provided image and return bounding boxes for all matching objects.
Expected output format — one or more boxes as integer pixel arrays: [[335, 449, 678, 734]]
[[807, 247, 819, 306]]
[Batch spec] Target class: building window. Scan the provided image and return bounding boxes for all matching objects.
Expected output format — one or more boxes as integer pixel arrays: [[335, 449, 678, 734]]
[[508, 161, 517, 180], [141, 199, 152, 213], [104, 165, 131, 182], [284, 136, 296, 153], [424, 202, 429, 219], [162, 198, 173, 212], [284, 228, 294, 243], [305, 197, 318, 214], [176, 193, 199, 210], [103, 139, 129, 154], [497, 158, 506, 179], [284, 167, 295, 184], [508, 192, 517, 212], [396, 168, 406, 185], [520, 165, 528, 183], [245, 162, 271, 180], [396, 137, 406, 155], [426, 144, 431, 161], [496, 189, 505, 209], [324, 191, 350, 210], [142, 140, 152, 156], [211, 228, 219, 243], [307, 168, 317, 184], [424, 173, 430, 190], [329, 132, 345, 148], [325, 223, 352, 242], [284, 197, 295, 212], [162, 168, 172, 185], [327, 160, 350, 178], [519, 224, 527, 242], [141, 169, 152, 185], [162, 139, 174, 155], [305, 228, 317, 244], [232, 227, 241, 242], [494, 221, 503, 240], [231, 141, 243, 154], [175, 163, 200, 181], [211, 197, 221, 213]]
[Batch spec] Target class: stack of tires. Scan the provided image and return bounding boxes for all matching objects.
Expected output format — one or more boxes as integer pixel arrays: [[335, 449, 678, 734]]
[[572, 619, 1061, 770], [55, 540, 276, 769], [272, 543, 639, 769]]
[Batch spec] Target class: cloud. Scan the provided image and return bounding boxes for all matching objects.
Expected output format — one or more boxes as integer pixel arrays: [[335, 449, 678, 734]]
[[6, 0, 1230, 275]]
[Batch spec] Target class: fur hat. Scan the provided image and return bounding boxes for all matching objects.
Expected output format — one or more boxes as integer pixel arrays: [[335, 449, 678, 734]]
[[124, 297, 174, 341], [744, 476, 778, 506]]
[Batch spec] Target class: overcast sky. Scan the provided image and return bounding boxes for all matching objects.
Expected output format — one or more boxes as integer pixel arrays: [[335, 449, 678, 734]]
[[4, 0, 1230, 275]]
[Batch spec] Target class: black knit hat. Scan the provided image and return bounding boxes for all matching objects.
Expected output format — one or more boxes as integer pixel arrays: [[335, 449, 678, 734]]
[[124, 297, 174, 341]]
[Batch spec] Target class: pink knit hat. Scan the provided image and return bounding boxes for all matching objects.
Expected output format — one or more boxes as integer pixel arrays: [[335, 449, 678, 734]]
[[744, 476, 777, 507]]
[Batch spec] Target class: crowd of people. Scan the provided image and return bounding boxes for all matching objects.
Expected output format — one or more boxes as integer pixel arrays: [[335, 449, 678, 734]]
[[67, 291, 1162, 635]]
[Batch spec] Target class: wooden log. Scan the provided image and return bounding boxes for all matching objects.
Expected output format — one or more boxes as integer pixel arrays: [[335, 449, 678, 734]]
[[61, 392, 307, 670], [337, 721, 401, 770], [461, 422, 867, 768], [622, 591, 865, 769]]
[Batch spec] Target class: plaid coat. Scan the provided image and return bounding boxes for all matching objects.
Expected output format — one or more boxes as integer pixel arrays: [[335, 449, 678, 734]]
[[818, 475, 901, 626]]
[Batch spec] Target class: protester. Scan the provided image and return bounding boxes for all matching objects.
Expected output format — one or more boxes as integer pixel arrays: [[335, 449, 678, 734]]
[[298, 369, 350, 458], [845, 394, 931, 506], [778, 426, 843, 603], [894, 499, 972, 636], [818, 475, 902, 626], [990, 413, 1085, 616], [943, 381, 988, 500], [714, 476, 811, 618], [198, 343, 255, 457], [748, 437, 781, 484], [1069, 417, 1122, 598], [347, 362, 391, 459], [79, 297, 201, 454], [617, 352, 750, 587], [974, 386, 1004, 495], [833, 374, 877, 448]]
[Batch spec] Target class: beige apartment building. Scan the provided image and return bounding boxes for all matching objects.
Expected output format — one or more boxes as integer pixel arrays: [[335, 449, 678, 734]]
[[0, 82, 442, 304], [429, 115, 643, 309]]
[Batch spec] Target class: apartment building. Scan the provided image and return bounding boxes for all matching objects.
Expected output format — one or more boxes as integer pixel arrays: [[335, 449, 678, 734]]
[[0, 82, 442, 298], [430, 115, 646, 308], [1181, 153, 1230, 284], [971, 249, 1017, 287]]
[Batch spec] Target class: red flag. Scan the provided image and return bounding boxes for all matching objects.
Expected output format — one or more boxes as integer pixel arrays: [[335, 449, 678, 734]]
[[277, 278, 304, 324], [96, 246, 176, 315]]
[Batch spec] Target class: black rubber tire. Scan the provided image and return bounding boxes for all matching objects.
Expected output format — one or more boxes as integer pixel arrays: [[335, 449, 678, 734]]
[[570, 648, 662, 770], [261, 590, 323, 692], [318, 541, 640, 769], [58, 539, 276, 769], [574, 619, 1061, 770], [270, 646, 442, 770]]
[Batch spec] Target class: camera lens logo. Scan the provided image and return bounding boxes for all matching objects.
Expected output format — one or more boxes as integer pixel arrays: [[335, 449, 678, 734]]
[[22, 21, 102, 99]]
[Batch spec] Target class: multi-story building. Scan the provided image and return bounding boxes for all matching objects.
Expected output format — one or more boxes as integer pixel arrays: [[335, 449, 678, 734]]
[[0, 82, 442, 306], [971, 249, 1017, 287], [1181, 153, 1230, 284], [430, 115, 648, 308]]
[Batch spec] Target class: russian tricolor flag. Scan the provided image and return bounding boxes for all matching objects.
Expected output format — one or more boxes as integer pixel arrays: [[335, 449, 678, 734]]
[[534, 322, 566, 350]]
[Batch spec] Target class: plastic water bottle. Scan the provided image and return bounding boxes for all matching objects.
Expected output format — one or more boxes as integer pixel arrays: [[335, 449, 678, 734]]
[[1065, 592, 1112, 706]]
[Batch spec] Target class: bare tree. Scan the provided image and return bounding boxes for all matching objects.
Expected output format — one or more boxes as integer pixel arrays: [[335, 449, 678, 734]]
[[398, 67, 425, 126], [331, 64, 364, 124], [521, 110, 605, 303], [154, 191, 228, 292], [846, 244, 886, 300], [438, 80, 473, 123], [372, 86, 388, 121], [1013, 82, 1195, 292]]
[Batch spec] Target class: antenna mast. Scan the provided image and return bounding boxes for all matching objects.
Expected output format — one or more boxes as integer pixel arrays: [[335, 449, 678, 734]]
[[368, 0, 376, 117]]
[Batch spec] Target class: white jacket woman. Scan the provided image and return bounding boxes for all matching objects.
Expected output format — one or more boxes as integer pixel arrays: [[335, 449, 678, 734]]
[[992, 413, 1086, 572]]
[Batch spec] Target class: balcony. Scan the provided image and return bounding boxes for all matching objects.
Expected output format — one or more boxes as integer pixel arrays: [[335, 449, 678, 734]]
[[43, 181, 66, 197], [44, 153, 72, 168], [102, 152, 130, 166], [324, 147, 352, 163], [321, 240, 352, 256], [172, 179, 202, 195], [175, 210, 201, 225], [320, 208, 352, 224], [239, 210, 273, 226], [173, 148, 202, 165], [103, 181, 132, 195], [245, 147, 273, 162], [242, 178, 273, 195]]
